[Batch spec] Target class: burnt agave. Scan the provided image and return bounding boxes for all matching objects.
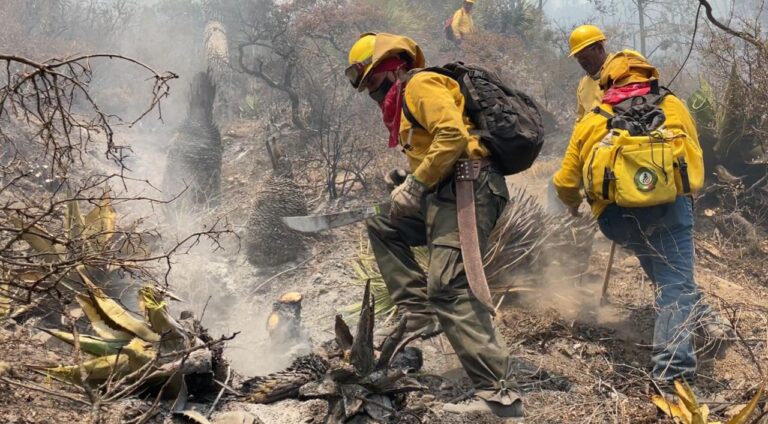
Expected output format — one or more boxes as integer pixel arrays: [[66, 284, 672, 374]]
[[244, 165, 308, 268], [241, 281, 424, 423], [163, 71, 223, 211]]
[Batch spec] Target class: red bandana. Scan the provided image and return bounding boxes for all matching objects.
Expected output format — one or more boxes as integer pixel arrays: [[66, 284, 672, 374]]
[[380, 80, 404, 148], [602, 82, 652, 105]]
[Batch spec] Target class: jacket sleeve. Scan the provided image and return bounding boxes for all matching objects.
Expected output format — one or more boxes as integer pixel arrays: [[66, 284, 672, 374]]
[[553, 122, 588, 208], [662, 96, 700, 144], [575, 78, 586, 122], [407, 74, 470, 188]]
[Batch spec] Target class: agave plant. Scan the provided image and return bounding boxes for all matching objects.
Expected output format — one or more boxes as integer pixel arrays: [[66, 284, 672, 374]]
[[31, 280, 211, 399], [3, 194, 153, 318], [652, 380, 763, 424]]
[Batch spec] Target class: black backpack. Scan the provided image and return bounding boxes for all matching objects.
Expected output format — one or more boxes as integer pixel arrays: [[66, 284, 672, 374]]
[[402, 62, 545, 175], [594, 80, 671, 136]]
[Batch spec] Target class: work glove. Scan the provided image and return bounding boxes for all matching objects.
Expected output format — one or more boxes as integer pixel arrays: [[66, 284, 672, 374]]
[[384, 168, 409, 191], [389, 175, 426, 219]]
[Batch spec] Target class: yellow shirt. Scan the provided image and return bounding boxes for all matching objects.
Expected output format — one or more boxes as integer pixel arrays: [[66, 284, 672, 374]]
[[451, 8, 474, 39], [400, 71, 489, 188], [576, 74, 603, 122], [553, 95, 700, 217]]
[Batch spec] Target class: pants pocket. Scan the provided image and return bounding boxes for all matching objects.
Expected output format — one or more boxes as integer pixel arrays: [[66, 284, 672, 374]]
[[427, 238, 466, 298]]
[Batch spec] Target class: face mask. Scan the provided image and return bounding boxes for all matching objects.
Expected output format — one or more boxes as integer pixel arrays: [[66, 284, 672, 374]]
[[368, 77, 394, 103]]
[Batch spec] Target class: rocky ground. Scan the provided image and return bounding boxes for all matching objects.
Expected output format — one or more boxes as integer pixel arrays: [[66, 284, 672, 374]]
[[1, 117, 766, 423]]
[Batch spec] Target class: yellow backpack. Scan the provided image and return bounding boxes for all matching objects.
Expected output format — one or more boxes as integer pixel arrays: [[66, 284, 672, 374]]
[[583, 89, 703, 207]]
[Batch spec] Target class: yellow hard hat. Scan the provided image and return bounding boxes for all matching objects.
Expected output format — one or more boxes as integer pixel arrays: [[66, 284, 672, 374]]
[[465, 0, 475, 3], [568, 25, 607, 57], [278, 291, 303, 304], [346, 33, 377, 90], [346, 32, 425, 91]]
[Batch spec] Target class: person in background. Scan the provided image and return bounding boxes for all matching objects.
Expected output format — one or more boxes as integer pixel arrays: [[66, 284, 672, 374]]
[[451, 0, 475, 43], [553, 51, 735, 392], [569, 24, 608, 123]]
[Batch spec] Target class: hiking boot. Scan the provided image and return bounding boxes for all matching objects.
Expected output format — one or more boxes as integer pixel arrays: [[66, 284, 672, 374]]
[[696, 311, 736, 357], [443, 396, 525, 418], [700, 314, 736, 340]]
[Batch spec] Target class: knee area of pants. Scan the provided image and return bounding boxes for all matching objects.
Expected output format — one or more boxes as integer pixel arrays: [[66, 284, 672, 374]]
[[365, 216, 389, 234]]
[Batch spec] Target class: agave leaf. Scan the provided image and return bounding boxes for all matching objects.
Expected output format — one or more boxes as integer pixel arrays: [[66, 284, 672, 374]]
[[89, 292, 160, 342], [138, 286, 188, 352], [76, 293, 133, 341], [82, 196, 117, 248], [334, 314, 353, 351], [726, 386, 763, 424], [76, 269, 160, 342], [41, 329, 127, 356], [64, 195, 86, 241], [10, 218, 65, 262], [674, 380, 708, 424], [40, 354, 130, 385], [651, 394, 688, 421], [123, 337, 157, 369]]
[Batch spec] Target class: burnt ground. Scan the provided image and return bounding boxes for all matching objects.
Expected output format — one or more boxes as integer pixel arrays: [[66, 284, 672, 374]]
[[1, 119, 767, 423]]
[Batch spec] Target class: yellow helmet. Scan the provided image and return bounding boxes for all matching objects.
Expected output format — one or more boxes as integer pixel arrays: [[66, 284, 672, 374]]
[[568, 25, 607, 57], [346, 33, 377, 90], [465, 0, 475, 3], [345, 32, 425, 91]]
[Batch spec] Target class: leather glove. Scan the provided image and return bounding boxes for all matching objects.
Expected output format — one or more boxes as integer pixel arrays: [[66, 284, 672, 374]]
[[390, 175, 426, 219], [384, 168, 409, 191]]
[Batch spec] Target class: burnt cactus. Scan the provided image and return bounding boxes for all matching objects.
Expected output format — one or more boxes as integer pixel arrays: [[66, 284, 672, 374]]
[[163, 71, 222, 210], [245, 164, 308, 267], [241, 281, 425, 423], [244, 175, 307, 267]]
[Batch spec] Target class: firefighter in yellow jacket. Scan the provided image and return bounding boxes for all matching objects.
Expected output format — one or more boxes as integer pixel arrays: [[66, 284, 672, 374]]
[[345, 32, 523, 417], [553, 52, 734, 390], [451, 0, 475, 42], [569, 25, 608, 122]]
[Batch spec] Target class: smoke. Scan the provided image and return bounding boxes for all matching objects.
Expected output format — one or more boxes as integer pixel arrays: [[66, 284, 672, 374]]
[[0, 1, 298, 375]]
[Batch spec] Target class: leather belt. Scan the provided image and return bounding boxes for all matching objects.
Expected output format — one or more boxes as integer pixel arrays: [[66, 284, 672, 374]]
[[455, 157, 495, 314]]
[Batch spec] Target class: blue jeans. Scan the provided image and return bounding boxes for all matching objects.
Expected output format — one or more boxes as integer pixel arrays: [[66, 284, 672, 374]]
[[598, 196, 703, 382]]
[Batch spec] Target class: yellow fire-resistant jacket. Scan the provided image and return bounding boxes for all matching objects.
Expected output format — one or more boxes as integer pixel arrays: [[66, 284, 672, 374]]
[[451, 8, 474, 39], [400, 71, 490, 188], [553, 94, 701, 217], [575, 74, 603, 122]]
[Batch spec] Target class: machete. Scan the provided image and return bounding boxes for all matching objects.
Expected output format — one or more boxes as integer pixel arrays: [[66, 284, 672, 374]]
[[282, 203, 390, 233]]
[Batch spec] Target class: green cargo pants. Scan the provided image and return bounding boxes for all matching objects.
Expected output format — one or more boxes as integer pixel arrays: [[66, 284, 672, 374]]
[[367, 169, 512, 393]]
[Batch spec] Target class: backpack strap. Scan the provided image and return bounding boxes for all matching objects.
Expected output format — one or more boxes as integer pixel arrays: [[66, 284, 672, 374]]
[[402, 95, 424, 130], [401, 67, 458, 131], [593, 106, 614, 120]]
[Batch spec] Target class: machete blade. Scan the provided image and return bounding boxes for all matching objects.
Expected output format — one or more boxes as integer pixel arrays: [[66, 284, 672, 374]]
[[282, 203, 390, 233]]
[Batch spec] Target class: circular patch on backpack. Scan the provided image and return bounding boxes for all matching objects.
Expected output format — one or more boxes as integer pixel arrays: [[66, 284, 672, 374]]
[[634, 167, 658, 192]]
